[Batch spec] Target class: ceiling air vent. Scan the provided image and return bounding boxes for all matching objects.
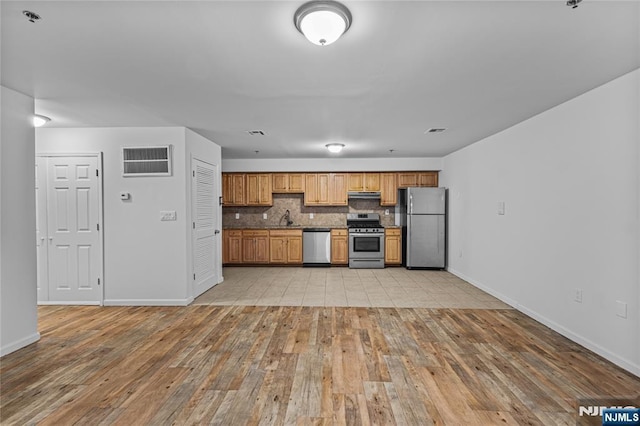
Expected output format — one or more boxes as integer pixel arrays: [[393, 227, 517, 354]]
[[247, 130, 266, 136], [122, 146, 172, 177], [425, 128, 447, 134]]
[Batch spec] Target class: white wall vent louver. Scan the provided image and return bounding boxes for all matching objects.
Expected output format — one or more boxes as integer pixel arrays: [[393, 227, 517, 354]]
[[122, 146, 172, 177]]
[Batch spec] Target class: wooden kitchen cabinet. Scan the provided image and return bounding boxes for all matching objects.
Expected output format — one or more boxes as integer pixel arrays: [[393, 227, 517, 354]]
[[380, 173, 397, 206], [223, 229, 243, 264], [331, 229, 348, 265], [222, 173, 246, 206], [304, 173, 330, 205], [269, 229, 303, 264], [246, 173, 272, 205], [242, 230, 269, 263], [385, 228, 402, 265], [397, 171, 439, 188], [329, 173, 348, 205], [272, 173, 305, 193], [347, 173, 380, 192]]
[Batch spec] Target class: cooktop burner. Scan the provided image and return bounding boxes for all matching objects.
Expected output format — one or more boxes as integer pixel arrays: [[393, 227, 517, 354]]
[[346, 213, 383, 233]]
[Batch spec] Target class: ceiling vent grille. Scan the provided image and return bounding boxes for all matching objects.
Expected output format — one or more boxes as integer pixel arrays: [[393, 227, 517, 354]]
[[122, 146, 172, 177], [247, 130, 265, 136], [425, 128, 447, 134]]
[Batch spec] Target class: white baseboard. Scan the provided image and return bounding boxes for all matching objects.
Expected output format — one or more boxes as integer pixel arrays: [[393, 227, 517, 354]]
[[103, 299, 192, 306], [0, 332, 41, 357], [447, 267, 640, 378], [37, 301, 101, 306], [517, 305, 640, 378], [447, 267, 519, 308]]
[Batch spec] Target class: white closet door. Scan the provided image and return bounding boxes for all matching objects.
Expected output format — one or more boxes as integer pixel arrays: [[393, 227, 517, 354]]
[[192, 158, 218, 297], [46, 156, 102, 303]]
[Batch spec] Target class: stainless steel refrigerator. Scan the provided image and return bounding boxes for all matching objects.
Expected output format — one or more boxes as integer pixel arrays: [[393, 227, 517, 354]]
[[397, 187, 447, 269]]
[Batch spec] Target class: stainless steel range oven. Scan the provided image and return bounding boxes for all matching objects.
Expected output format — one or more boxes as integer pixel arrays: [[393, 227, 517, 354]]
[[347, 213, 385, 269]]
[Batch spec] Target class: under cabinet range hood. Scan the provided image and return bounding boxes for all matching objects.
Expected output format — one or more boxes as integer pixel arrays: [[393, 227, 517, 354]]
[[347, 191, 381, 200]]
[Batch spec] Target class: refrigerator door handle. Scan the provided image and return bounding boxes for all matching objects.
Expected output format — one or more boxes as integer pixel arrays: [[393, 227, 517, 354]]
[[409, 194, 413, 215]]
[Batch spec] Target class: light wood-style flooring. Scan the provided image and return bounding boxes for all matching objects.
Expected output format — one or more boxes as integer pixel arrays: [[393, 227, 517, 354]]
[[2, 303, 639, 425]]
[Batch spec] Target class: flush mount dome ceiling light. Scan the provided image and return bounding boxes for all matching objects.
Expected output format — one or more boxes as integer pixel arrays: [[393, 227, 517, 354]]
[[326, 143, 345, 153], [294, 1, 352, 46], [33, 114, 51, 127]]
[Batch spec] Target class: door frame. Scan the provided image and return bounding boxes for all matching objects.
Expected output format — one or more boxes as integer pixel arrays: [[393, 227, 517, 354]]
[[36, 152, 104, 305]]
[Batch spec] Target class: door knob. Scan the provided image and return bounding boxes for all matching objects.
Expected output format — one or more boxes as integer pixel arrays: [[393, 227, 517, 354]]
[[215, 229, 220, 234]]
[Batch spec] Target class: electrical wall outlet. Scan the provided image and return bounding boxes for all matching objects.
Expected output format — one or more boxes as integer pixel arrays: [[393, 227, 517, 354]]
[[235, 213, 240, 219], [385, 209, 390, 215], [574, 288, 583, 303], [309, 213, 314, 219], [263, 213, 268, 220], [616, 301, 627, 318]]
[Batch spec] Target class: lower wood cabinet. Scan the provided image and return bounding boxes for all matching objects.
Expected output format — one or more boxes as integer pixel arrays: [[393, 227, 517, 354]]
[[241, 230, 270, 263], [224, 229, 302, 265], [223, 229, 243, 264], [331, 229, 348, 265], [269, 229, 302, 264], [384, 228, 402, 265]]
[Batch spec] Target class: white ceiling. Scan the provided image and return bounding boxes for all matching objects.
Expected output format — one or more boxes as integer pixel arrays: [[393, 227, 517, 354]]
[[2, 1, 638, 159]]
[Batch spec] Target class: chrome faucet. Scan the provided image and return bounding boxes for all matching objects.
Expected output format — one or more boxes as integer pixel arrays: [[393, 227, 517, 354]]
[[284, 209, 294, 226]]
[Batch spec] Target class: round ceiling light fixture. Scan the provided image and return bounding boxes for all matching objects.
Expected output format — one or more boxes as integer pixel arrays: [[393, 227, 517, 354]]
[[294, 1, 352, 46], [326, 143, 345, 153], [33, 114, 51, 127]]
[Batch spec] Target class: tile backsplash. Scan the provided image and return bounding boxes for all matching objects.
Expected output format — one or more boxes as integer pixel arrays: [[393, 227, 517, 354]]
[[222, 194, 396, 228]]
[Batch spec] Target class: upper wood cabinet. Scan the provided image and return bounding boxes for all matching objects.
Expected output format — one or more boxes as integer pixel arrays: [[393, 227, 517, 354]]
[[246, 173, 272, 206], [223, 171, 439, 208], [380, 173, 397, 206], [222, 173, 246, 206], [304, 173, 330, 205], [330, 173, 348, 205], [347, 173, 380, 192], [272, 173, 305, 193], [304, 173, 347, 206], [397, 171, 439, 188]]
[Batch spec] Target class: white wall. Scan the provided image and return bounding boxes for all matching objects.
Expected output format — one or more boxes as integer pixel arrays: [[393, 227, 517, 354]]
[[185, 129, 224, 292], [37, 127, 191, 305], [0, 86, 40, 356], [441, 69, 640, 375], [222, 157, 442, 172]]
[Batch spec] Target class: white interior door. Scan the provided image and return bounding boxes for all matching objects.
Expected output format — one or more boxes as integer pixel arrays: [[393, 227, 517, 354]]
[[192, 158, 219, 298], [38, 155, 103, 304]]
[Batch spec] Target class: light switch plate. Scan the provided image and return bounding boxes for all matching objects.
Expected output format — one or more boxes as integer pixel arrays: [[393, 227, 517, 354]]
[[498, 201, 506, 215], [235, 213, 240, 219], [160, 211, 176, 221], [616, 301, 627, 318], [310, 213, 314, 219], [263, 213, 268, 219]]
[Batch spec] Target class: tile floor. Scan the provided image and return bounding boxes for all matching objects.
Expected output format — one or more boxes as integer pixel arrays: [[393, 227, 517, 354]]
[[194, 267, 512, 309]]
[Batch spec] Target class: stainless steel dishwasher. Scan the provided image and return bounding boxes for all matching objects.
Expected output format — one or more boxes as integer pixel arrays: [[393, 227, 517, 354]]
[[302, 228, 331, 266]]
